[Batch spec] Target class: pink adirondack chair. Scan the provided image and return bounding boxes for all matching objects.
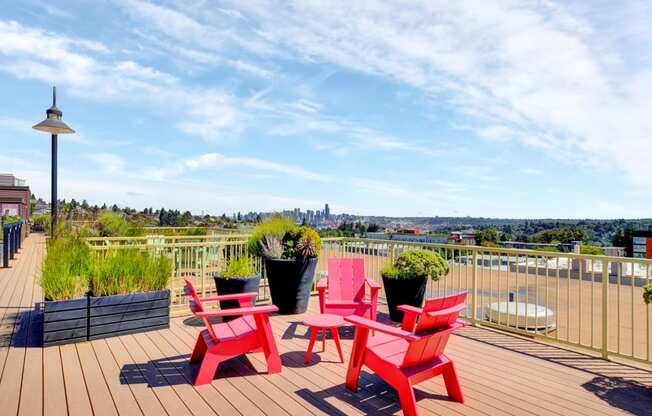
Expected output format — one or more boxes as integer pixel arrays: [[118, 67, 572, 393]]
[[317, 258, 380, 320], [345, 292, 468, 416], [184, 279, 282, 386]]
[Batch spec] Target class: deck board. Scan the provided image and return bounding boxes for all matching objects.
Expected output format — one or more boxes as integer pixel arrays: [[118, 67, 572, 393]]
[[0, 234, 651, 416]]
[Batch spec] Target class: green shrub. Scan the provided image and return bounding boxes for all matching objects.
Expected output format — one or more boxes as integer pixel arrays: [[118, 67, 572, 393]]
[[220, 256, 257, 279], [184, 227, 208, 236], [644, 284, 652, 305], [88, 249, 171, 296], [41, 234, 92, 300], [580, 245, 605, 255], [97, 211, 143, 237], [32, 213, 50, 231], [381, 249, 449, 280]]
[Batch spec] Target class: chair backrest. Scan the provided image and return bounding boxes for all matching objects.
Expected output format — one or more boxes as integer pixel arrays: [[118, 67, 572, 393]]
[[327, 258, 366, 302], [413, 291, 467, 334], [401, 292, 467, 369], [184, 279, 218, 342]]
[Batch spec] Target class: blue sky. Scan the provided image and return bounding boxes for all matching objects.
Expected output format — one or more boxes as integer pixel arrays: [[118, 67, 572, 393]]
[[1, 0, 651, 218]]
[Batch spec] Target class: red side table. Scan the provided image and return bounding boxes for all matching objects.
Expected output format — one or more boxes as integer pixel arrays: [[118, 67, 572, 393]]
[[303, 313, 345, 364]]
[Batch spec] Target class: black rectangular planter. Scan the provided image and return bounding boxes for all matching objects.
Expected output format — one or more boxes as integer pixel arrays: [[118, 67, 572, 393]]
[[43, 289, 170, 347]]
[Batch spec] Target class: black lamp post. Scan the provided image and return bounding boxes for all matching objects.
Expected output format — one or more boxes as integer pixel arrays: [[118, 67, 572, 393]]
[[32, 87, 75, 236]]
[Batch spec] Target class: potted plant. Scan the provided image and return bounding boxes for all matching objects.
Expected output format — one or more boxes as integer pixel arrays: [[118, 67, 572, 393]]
[[381, 249, 449, 322], [213, 256, 260, 321], [40, 231, 172, 346], [247, 216, 321, 314]]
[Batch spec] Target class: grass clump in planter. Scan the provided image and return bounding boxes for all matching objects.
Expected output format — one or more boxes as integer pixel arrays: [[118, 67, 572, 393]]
[[41, 225, 172, 300], [247, 216, 322, 260], [381, 249, 449, 280], [220, 256, 257, 278], [248, 216, 297, 258], [41, 234, 92, 300], [89, 249, 171, 296]]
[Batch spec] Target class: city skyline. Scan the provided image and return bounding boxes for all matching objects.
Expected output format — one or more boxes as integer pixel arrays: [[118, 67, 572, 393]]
[[2, 1, 652, 218]]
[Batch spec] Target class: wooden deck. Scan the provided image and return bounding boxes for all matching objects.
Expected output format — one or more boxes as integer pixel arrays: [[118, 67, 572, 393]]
[[1, 234, 651, 416]]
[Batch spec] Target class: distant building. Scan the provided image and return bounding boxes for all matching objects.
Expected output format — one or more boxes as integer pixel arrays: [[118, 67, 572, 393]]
[[324, 203, 330, 220], [366, 232, 448, 244], [450, 230, 476, 245], [0, 174, 30, 237], [626, 230, 652, 259]]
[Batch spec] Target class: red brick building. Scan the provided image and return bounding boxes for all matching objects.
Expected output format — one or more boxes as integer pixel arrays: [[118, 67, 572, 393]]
[[0, 174, 30, 237]]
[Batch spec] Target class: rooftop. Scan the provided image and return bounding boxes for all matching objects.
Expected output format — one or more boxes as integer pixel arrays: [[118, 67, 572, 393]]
[[1, 235, 651, 415]]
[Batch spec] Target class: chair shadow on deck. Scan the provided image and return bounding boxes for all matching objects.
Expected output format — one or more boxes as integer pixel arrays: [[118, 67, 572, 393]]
[[294, 371, 449, 416], [582, 376, 652, 416], [119, 354, 264, 387], [456, 325, 652, 414]]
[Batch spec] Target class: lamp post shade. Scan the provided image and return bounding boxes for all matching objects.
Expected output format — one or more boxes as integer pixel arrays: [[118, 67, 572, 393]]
[[32, 87, 75, 134]]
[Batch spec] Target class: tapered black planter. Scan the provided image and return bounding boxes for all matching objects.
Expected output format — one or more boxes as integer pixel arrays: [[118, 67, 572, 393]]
[[382, 275, 428, 322], [214, 273, 261, 322], [264, 257, 318, 314]]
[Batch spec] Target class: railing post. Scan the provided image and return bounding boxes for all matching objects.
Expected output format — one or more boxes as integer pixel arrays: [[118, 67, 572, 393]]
[[472, 248, 479, 325], [2, 225, 8, 268], [601, 259, 609, 359], [200, 245, 206, 297], [9, 226, 15, 260]]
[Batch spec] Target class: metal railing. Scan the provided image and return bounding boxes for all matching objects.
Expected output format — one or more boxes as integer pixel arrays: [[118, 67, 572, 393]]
[[85, 233, 251, 246], [331, 238, 652, 365], [85, 235, 652, 364], [2, 221, 23, 268], [86, 237, 343, 316]]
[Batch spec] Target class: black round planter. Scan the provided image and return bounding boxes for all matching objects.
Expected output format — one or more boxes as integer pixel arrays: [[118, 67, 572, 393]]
[[214, 273, 261, 322], [264, 257, 318, 314], [382, 275, 428, 322]]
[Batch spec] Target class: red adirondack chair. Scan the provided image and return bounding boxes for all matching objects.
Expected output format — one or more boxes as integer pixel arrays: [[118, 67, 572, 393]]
[[317, 258, 380, 320], [184, 279, 282, 386], [345, 292, 468, 416]]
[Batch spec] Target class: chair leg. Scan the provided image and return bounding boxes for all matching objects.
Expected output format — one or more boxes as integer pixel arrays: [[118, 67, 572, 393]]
[[254, 314, 282, 374], [442, 361, 464, 403], [194, 350, 222, 386], [190, 334, 207, 363], [321, 329, 326, 352], [345, 327, 369, 392], [304, 328, 318, 364], [331, 327, 344, 363], [397, 379, 419, 416]]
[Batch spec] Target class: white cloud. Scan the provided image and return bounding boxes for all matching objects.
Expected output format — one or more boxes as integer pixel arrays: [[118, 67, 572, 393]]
[[140, 0, 652, 185], [0, 19, 243, 142], [184, 153, 332, 182], [88, 152, 126, 173]]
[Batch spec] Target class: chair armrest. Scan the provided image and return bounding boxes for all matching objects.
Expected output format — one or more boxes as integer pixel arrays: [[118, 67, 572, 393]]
[[316, 278, 327, 290], [397, 304, 422, 331], [345, 315, 419, 341], [397, 304, 422, 315], [194, 304, 278, 318], [199, 292, 258, 303], [425, 303, 466, 318], [365, 278, 381, 289]]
